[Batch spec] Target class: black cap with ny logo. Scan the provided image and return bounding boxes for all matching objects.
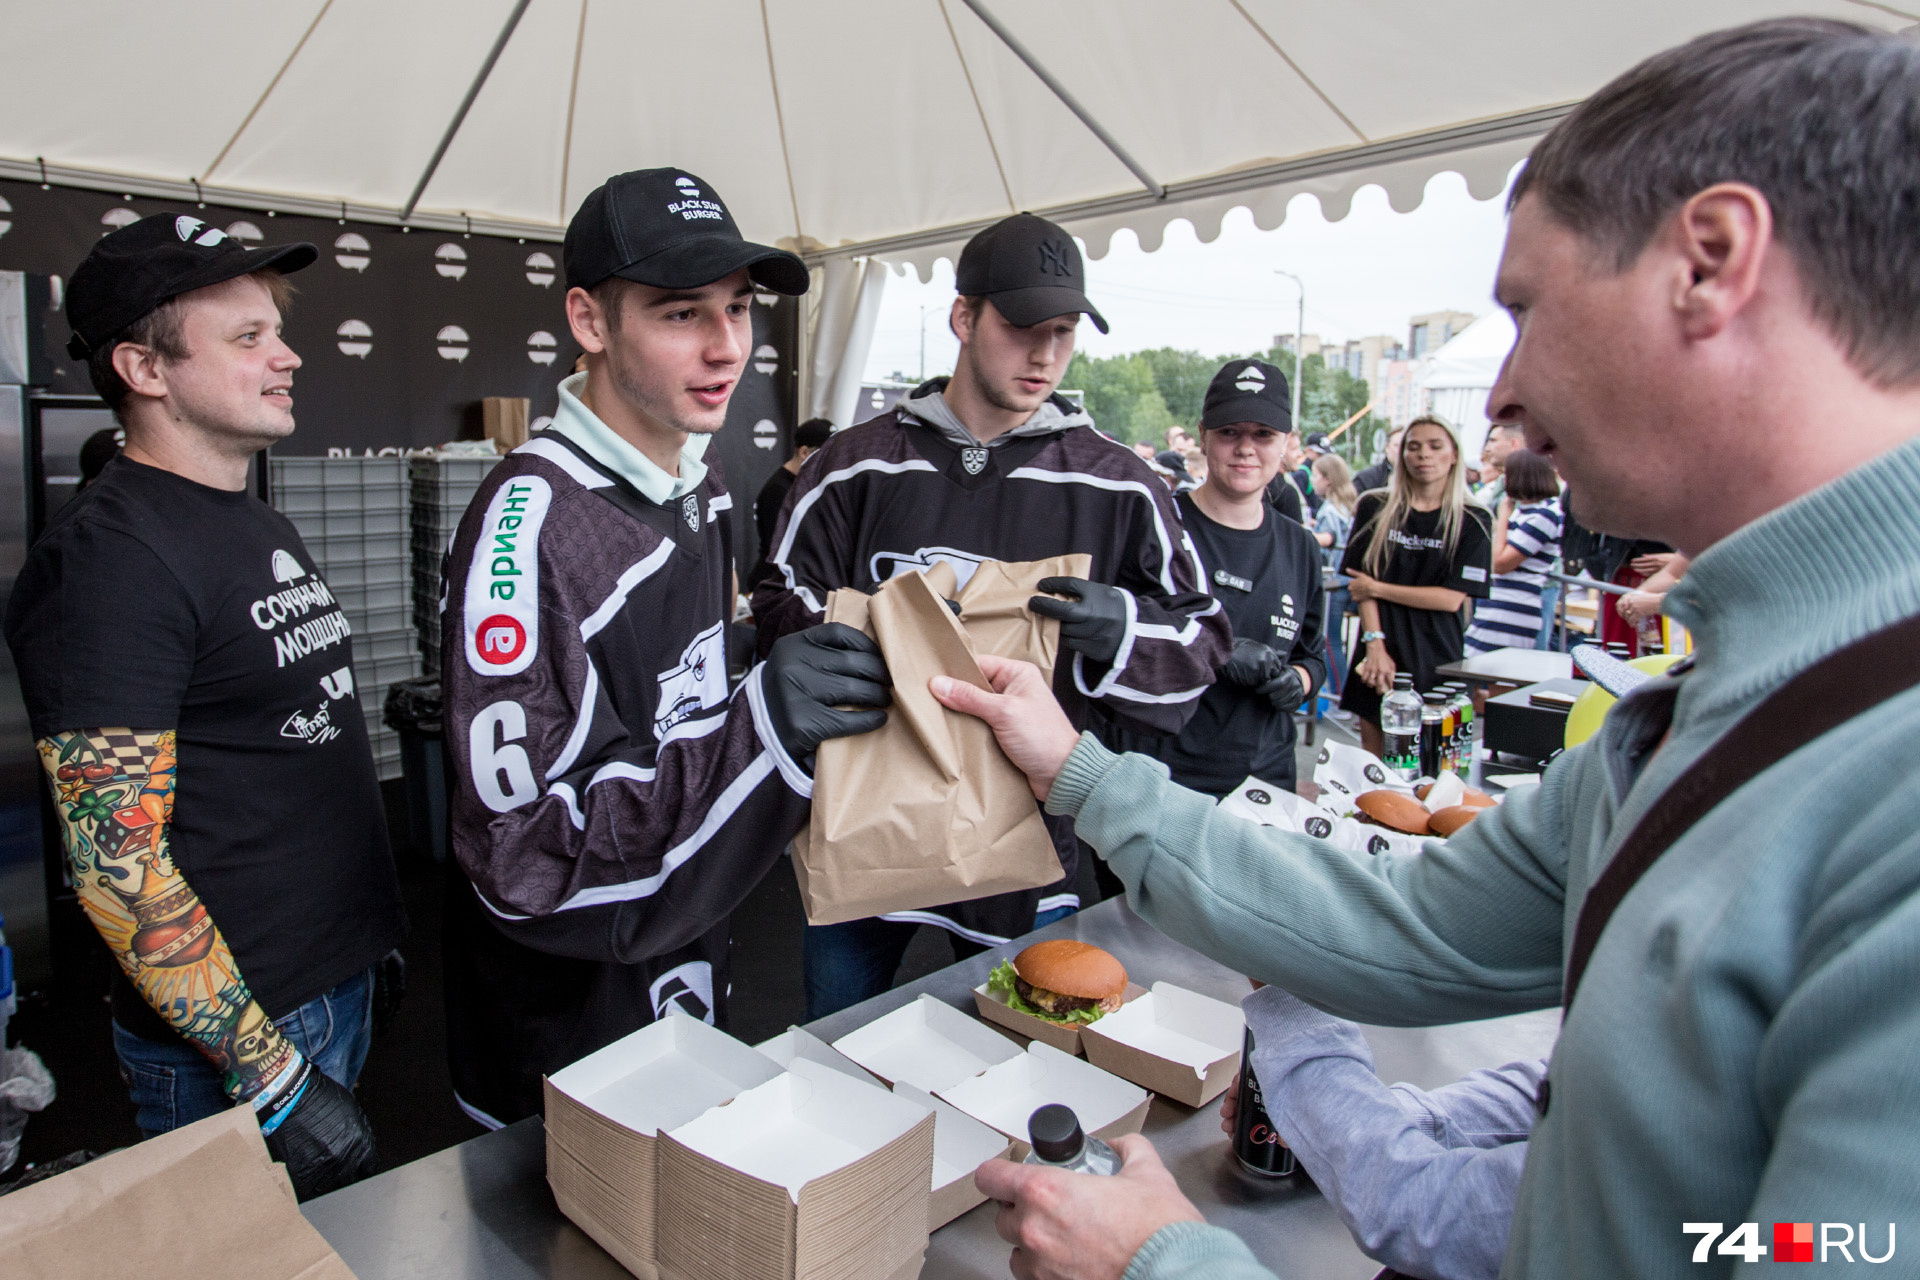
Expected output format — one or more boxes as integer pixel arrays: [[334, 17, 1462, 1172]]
[[955, 212, 1109, 333]]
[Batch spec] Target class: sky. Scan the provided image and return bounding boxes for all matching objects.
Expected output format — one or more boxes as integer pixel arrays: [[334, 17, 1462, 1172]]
[[863, 164, 1521, 384]]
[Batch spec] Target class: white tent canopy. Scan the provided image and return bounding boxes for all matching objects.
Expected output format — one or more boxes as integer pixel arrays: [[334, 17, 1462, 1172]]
[[0, 0, 1909, 422], [1418, 309, 1518, 461]]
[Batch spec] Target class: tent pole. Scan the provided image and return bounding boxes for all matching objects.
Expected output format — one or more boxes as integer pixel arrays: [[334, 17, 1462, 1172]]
[[957, 0, 1165, 200], [401, 0, 534, 222]]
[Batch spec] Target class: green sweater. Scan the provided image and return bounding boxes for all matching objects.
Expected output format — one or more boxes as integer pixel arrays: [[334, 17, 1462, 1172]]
[[1052, 438, 1920, 1278]]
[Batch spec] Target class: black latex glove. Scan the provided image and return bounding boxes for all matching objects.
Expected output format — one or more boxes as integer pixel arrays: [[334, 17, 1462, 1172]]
[[762, 622, 892, 760], [371, 949, 406, 1037], [1219, 637, 1286, 687], [258, 1058, 378, 1200], [1028, 577, 1130, 665], [1257, 665, 1310, 713]]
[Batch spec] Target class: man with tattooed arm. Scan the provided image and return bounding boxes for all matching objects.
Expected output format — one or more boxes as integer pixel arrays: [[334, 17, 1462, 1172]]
[[4, 215, 404, 1197]]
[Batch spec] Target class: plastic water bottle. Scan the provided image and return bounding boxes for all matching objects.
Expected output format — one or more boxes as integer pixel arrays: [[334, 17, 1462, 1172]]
[[1382, 674, 1422, 781], [1024, 1104, 1121, 1176]]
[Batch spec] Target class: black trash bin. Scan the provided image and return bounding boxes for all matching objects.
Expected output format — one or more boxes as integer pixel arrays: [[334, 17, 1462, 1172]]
[[383, 677, 448, 863]]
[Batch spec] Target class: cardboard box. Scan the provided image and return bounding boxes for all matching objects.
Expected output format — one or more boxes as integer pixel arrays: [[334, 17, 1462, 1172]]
[[0, 1107, 356, 1280], [657, 1069, 935, 1280], [1078, 982, 1244, 1107], [482, 396, 530, 451], [544, 1011, 783, 1279], [891, 1082, 1012, 1231], [934, 1041, 1151, 1160], [832, 994, 1023, 1092], [758, 1026, 886, 1088], [972, 980, 1147, 1056]]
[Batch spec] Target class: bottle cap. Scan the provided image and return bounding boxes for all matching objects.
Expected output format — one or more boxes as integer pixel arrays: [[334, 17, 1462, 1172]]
[[1393, 673, 1413, 689], [1028, 1104, 1086, 1163]]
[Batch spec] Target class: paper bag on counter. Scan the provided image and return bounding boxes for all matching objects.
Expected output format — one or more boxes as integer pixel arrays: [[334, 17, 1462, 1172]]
[[0, 1107, 357, 1280], [794, 555, 1088, 926]]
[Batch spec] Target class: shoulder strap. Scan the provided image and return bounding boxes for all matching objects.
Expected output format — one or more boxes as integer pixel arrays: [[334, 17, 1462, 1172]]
[[1565, 611, 1920, 1008]]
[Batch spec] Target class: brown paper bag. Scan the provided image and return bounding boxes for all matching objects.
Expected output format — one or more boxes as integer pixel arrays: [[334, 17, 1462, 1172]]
[[0, 1107, 358, 1280], [793, 555, 1090, 926]]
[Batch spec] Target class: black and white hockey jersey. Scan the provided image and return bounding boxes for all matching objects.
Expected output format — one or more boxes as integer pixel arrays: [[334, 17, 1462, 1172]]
[[441, 431, 809, 1124], [751, 380, 1230, 943]]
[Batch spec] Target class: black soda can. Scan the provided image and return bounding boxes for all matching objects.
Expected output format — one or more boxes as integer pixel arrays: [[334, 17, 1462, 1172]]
[[1231, 1026, 1297, 1178]]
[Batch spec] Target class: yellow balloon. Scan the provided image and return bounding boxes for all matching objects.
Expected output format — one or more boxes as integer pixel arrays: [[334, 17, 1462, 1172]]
[[1563, 653, 1687, 748]]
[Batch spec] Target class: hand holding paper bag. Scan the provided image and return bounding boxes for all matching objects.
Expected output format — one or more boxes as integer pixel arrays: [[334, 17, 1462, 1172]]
[[793, 556, 1089, 926]]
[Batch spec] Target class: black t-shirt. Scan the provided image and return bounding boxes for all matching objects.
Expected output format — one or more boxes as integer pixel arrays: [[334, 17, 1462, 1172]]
[[1111, 495, 1327, 797], [4, 457, 404, 1041], [1338, 491, 1492, 717], [1353, 460, 1392, 496], [1264, 474, 1304, 523], [754, 465, 797, 564]]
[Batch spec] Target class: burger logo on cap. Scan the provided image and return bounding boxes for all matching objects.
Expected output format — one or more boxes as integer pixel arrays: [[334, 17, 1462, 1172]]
[[675, 176, 701, 198], [434, 243, 468, 280], [173, 216, 226, 247], [752, 344, 778, 375], [524, 251, 556, 287], [1235, 363, 1266, 393], [336, 319, 372, 358], [668, 174, 724, 223], [436, 325, 469, 362], [526, 330, 557, 365], [334, 232, 371, 272]]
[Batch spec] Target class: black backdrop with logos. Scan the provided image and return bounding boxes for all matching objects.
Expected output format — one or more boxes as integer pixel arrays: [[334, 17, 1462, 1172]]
[[0, 178, 799, 575]]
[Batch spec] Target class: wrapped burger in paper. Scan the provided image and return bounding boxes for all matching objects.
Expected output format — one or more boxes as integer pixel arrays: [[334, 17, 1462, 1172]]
[[793, 555, 1089, 926], [1217, 741, 1431, 858]]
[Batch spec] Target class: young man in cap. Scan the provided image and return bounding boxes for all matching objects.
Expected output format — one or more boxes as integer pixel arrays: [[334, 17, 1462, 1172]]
[[5, 215, 403, 1197], [752, 212, 1229, 1018], [438, 169, 891, 1125], [1108, 360, 1325, 797]]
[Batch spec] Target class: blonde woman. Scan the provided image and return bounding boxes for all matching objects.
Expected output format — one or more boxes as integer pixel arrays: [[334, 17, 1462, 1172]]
[[1311, 453, 1360, 697], [1339, 416, 1493, 758]]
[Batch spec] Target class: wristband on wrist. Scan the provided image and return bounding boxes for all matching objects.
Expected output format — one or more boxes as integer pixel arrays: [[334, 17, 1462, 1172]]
[[252, 1052, 313, 1135], [1360, 630, 1386, 644]]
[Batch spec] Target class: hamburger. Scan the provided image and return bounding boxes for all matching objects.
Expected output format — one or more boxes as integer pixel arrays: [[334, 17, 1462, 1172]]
[[987, 940, 1128, 1026], [1353, 789, 1432, 835], [1426, 805, 1482, 837]]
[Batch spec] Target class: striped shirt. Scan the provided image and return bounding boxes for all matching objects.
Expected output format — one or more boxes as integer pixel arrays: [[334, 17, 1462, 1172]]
[[1464, 499, 1562, 655]]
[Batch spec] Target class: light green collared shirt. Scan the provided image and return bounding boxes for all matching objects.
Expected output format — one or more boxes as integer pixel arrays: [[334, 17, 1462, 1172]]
[[546, 370, 709, 504]]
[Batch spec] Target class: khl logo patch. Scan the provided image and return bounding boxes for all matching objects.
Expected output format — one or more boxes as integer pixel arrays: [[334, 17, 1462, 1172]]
[[961, 447, 989, 476], [682, 494, 701, 533]]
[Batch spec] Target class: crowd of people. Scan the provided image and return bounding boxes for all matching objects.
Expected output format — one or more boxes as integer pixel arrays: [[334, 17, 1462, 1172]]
[[5, 16, 1917, 1280]]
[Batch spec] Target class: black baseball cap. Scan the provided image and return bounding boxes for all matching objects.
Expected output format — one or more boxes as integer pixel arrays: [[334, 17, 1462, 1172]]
[[1199, 358, 1293, 433], [65, 213, 317, 359], [1303, 431, 1332, 452], [956, 213, 1108, 333], [564, 168, 808, 296]]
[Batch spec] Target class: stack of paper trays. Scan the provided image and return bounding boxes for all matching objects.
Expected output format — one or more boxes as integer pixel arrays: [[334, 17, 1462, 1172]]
[[657, 1068, 935, 1280], [935, 1041, 1152, 1160], [1079, 982, 1245, 1107], [543, 1012, 784, 1279]]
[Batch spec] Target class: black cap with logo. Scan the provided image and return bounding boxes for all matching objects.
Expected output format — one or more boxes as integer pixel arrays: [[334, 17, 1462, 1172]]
[[956, 213, 1108, 333], [1199, 359, 1294, 433], [564, 168, 808, 296], [1303, 431, 1332, 452], [64, 214, 317, 359]]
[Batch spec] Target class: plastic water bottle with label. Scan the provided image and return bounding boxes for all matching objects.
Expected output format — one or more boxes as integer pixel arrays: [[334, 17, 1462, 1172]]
[[1024, 1104, 1120, 1176], [1382, 674, 1423, 781]]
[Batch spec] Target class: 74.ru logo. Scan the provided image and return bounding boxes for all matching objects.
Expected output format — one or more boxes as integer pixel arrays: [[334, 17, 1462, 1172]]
[[1684, 1222, 1895, 1263]]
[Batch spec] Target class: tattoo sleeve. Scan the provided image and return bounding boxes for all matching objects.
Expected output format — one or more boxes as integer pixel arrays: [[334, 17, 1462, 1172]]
[[38, 728, 299, 1103]]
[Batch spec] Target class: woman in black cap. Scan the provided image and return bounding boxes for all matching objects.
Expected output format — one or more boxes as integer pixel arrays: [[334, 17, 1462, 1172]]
[[1112, 359, 1326, 795]]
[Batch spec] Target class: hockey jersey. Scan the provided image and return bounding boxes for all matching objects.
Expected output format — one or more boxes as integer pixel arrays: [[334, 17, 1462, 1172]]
[[441, 430, 810, 1124], [751, 381, 1230, 943]]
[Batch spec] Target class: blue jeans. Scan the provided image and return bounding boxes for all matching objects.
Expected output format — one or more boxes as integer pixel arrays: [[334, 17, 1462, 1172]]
[[803, 905, 1078, 1022], [1536, 583, 1562, 649], [1323, 587, 1352, 696], [112, 966, 374, 1138]]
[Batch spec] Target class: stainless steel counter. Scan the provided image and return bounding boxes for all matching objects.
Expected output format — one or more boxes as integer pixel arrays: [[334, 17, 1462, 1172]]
[[304, 897, 1557, 1280]]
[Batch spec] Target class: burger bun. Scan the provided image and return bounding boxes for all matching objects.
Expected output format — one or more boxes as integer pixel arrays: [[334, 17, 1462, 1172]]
[[1013, 939, 1128, 1001], [1427, 805, 1482, 837], [1355, 789, 1432, 835]]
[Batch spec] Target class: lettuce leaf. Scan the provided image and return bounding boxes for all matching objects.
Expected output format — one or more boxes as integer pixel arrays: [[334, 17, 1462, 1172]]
[[986, 960, 1106, 1026]]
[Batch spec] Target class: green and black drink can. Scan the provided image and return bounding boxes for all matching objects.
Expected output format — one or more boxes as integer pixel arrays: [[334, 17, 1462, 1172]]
[[1231, 1026, 1297, 1178]]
